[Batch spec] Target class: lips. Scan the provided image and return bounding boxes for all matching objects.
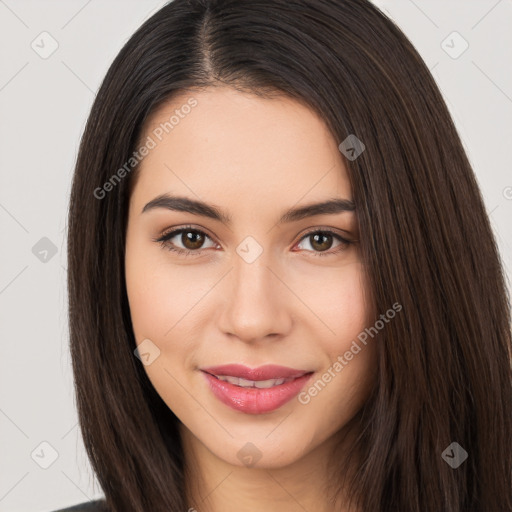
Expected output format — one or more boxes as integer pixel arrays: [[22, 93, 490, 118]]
[[200, 364, 314, 414], [201, 364, 310, 381]]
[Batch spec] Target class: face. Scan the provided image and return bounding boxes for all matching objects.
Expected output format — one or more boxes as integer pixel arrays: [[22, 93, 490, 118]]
[[125, 86, 377, 470]]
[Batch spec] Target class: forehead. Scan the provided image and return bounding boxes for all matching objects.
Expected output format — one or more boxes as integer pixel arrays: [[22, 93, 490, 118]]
[[131, 87, 352, 214]]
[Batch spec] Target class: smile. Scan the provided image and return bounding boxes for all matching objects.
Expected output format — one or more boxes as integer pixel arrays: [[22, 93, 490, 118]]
[[200, 364, 314, 414], [214, 375, 294, 388]]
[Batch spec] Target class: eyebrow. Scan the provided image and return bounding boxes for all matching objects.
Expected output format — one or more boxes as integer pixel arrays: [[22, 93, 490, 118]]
[[141, 194, 355, 224]]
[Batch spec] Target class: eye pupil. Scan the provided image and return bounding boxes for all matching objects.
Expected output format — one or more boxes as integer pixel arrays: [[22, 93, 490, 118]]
[[183, 230, 204, 250], [311, 233, 332, 252]]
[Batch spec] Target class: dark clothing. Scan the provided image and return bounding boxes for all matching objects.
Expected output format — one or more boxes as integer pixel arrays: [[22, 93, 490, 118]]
[[53, 499, 108, 512]]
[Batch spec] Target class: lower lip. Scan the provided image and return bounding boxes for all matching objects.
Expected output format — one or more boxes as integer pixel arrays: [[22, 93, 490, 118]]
[[201, 371, 313, 414]]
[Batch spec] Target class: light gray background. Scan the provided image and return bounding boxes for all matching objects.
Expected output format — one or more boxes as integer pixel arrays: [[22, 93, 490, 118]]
[[0, 1, 511, 511]]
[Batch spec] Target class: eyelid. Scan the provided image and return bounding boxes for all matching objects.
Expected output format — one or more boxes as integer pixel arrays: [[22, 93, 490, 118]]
[[297, 225, 353, 240], [155, 223, 217, 243], [152, 224, 220, 255], [154, 224, 355, 256], [155, 224, 353, 242]]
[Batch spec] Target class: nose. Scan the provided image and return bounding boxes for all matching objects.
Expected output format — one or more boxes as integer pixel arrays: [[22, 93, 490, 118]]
[[216, 254, 293, 344]]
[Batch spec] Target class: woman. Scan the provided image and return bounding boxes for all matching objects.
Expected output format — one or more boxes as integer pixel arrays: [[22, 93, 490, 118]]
[[63, 0, 512, 510]]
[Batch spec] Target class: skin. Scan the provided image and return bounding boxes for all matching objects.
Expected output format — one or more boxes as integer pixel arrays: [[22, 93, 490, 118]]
[[124, 86, 377, 512]]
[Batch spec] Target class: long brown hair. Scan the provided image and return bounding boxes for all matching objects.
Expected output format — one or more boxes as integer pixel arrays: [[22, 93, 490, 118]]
[[67, 0, 512, 510]]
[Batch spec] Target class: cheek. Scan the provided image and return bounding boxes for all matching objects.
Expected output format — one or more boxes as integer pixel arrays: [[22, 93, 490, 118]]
[[332, 269, 368, 350], [125, 261, 170, 342], [124, 245, 217, 403], [124, 249, 203, 415], [295, 260, 368, 345], [125, 242, 209, 342], [296, 261, 375, 408]]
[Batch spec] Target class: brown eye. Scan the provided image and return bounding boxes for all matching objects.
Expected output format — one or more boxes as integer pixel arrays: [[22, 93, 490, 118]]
[[309, 232, 334, 252], [155, 226, 217, 256], [295, 229, 352, 257], [181, 230, 206, 250]]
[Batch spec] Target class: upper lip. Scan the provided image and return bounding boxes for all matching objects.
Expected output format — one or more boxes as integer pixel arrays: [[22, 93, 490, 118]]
[[201, 364, 312, 381]]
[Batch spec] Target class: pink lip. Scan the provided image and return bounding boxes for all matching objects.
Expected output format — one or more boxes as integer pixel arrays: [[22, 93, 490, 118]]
[[201, 364, 310, 380], [200, 364, 314, 414]]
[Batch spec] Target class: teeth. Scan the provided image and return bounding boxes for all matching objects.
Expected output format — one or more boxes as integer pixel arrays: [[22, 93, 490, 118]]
[[216, 375, 289, 388], [218, 375, 239, 386], [254, 378, 286, 388]]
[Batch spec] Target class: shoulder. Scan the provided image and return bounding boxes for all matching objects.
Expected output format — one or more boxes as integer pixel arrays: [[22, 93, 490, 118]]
[[52, 499, 109, 512]]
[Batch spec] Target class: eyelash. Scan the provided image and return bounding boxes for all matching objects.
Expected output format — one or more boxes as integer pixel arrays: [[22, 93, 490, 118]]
[[153, 224, 353, 258]]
